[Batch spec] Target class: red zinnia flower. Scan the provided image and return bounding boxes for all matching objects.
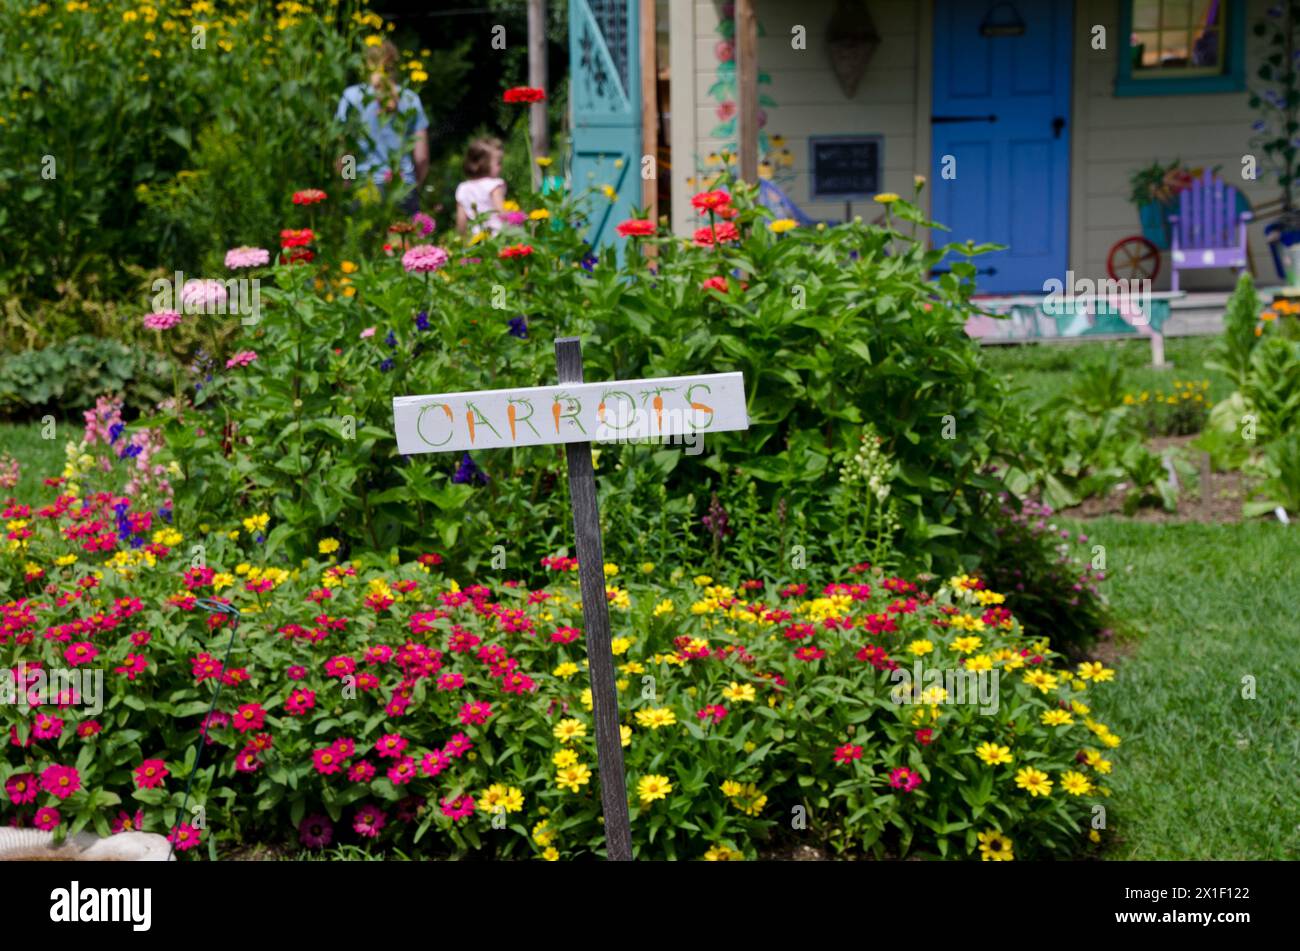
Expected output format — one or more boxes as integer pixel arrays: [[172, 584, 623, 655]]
[[833, 743, 864, 765], [616, 218, 656, 238], [231, 703, 265, 734], [693, 221, 740, 246], [499, 244, 534, 259], [691, 189, 732, 213], [292, 188, 328, 205], [279, 228, 314, 248], [134, 759, 169, 790], [503, 86, 546, 104]]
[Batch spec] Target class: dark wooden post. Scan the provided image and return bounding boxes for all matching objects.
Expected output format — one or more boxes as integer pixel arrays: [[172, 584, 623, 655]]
[[554, 336, 633, 861], [735, 0, 759, 183]]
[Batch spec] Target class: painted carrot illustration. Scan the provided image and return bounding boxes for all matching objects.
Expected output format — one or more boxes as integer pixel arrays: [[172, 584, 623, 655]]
[[441, 404, 453, 423], [640, 386, 677, 433], [597, 400, 606, 425], [466, 409, 476, 443], [508, 403, 517, 441], [551, 393, 568, 434]]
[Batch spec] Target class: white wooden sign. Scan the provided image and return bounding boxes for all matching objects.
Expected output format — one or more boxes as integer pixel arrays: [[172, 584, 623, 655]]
[[393, 372, 748, 455]]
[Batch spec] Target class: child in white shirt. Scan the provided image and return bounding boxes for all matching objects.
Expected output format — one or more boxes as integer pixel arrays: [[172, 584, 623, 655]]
[[455, 138, 506, 236]]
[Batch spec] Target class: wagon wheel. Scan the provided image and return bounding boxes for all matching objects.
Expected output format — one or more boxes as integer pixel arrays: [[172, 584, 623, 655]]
[[1107, 235, 1161, 282]]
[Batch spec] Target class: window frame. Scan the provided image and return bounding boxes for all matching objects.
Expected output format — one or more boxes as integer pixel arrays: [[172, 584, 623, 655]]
[[1115, 0, 1247, 96]]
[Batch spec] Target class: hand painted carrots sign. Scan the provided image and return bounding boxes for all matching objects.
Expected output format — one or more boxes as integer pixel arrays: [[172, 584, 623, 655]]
[[392, 372, 748, 455], [392, 339, 749, 862]]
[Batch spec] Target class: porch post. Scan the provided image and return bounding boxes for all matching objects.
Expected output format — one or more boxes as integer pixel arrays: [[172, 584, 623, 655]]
[[528, 0, 549, 189], [735, 0, 759, 182], [641, 0, 659, 221]]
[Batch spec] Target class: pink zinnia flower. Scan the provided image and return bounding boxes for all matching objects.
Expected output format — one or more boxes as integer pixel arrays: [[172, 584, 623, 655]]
[[34, 807, 61, 831], [402, 244, 450, 273], [421, 749, 451, 777], [63, 641, 97, 666], [312, 747, 344, 775], [39, 764, 81, 800], [77, 720, 102, 738], [225, 350, 258, 369], [5, 773, 37, 805], [299, 814, 333, 849], [134, 759, 169, 790], [181, 278, 229, 313], [347, 760, 376, 782], [32, 713, 64, 740], [143, 311, 182, 331], [387, 756, 417, 785], [231, 703, 265, 734], [375, 733, 408, 759], [889, 766, 922, 793], [436, 672, 464, 691], [332, 737, 356, 759], [353, 804, 386, 838], [112, 810, 145, 834], [224, 246, 270, 269], [412, 212, 436, 236], [360, 326, 376, 339], [324, 655, 356, 678], [439, 794, 475, 821], [832, 743, 864, 765], [459, 701, 491, 725], [442, 732, 473, 758], [284, 688, 316, 716], [168, 823, 202, 851]]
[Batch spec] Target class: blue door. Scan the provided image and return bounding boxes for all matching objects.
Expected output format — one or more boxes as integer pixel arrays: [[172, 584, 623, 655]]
[[570, 0, 641, 256], [931, 0, 1072, 293]]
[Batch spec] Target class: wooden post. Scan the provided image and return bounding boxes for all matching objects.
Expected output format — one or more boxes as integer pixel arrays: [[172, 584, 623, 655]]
[[735, 0, 759, 183], [641, 0, 658, 220], [528, 0, 550, 189], [554, 337, 633, 861]]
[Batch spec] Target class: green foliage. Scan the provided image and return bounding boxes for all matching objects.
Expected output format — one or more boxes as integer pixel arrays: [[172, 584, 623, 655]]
[[1206, 272, 1262, 390], [0, 0, 470, 306], [150, 180, 1025, 582], [0, 336, 172, 419]]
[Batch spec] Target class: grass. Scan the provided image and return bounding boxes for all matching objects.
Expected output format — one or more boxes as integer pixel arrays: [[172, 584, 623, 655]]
[[981, 336, 1233, 407], [1, 418, 67, 499], [1081, 518, 1300, 859]]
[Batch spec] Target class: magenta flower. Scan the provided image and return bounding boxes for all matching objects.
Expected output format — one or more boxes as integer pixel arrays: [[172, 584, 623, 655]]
[[312, 747, 345, 776], [387, 756, 417, 785], [402, 244, 450, 273], [888, 766, 922, 793], [134, 759, 169, 790], [168, 823, 202, 851], [353, 804, 386, 838], [34, 807, 61, 831], [4, 773, 37, 805], [347, 760, 376, 782], [299, 814, 333, 849], [63, 641, 97, 667], [374, 733, 408, 759], [112, 809, 145, 834], [421, 749, 451, 777], [143, 311, 182, 331], [32, 713, 64, 740], [412, 212, 436, 236], [225, 246, 270, 269], [39, 764, 81, 800], [225, 350, 258, 369], [439, 794, 475, 821]]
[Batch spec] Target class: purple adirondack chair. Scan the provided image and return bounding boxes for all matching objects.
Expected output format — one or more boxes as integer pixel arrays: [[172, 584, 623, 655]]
[[1168, 169, 1252, 290]]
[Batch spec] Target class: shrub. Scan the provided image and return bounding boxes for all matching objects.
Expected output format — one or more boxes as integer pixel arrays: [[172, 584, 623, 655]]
[[0, 473, 1121, 861], [0, 336, 173, 420]]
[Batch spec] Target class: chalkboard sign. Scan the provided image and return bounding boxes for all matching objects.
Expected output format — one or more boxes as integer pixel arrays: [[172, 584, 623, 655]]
[[809, 136, 881, 200]]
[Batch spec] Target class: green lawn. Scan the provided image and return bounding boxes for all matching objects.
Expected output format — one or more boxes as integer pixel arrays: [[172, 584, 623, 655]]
[[981, 336, 1233, 406], [1, 418, 67, 499], [1078, 518, 1300, 859]]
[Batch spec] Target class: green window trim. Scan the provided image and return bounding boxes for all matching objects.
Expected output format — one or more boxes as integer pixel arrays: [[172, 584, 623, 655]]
[[1115, 0, 1246, 96]]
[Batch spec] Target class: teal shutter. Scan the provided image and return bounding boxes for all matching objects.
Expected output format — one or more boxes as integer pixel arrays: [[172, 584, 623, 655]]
[[569, 0, 642, 256]]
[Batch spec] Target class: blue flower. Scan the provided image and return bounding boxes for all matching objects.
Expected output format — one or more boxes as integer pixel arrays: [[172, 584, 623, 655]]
[[108, 422, 125, 444], [385, 331, 397, 348], [581, 251, 599, 272], [159, 507, 173, 523], [508, 315, 529, 339], [415, 311, 430, 331], [255, 533, 266, 545], [380, 358, 395, 372], [452, 452, 489, 486], [119, 444, 143, 460]]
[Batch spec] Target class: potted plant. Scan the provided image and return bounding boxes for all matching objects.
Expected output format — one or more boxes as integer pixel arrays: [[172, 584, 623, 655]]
[[1128, 159, 1200, 249]]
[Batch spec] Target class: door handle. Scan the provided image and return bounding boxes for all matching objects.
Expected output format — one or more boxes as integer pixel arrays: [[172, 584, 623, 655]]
[[1052, 116, 1066, 138], [932, 114, 998, 123]]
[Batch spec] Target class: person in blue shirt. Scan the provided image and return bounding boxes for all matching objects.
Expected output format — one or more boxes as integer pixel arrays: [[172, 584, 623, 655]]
[[336, 40, 429, 216]]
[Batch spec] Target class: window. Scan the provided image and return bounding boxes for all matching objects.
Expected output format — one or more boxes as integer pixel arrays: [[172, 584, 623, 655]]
[[1116, 0, 1246, 96]]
